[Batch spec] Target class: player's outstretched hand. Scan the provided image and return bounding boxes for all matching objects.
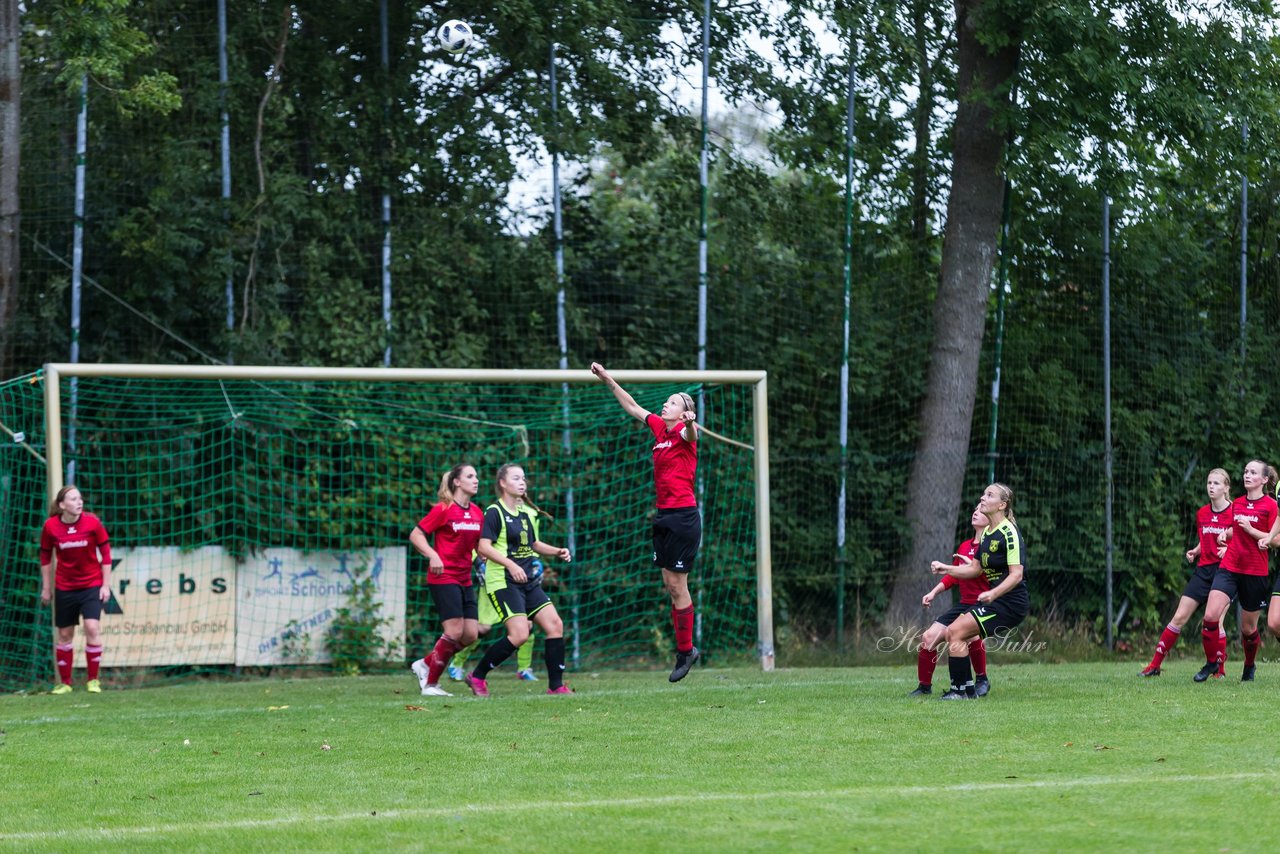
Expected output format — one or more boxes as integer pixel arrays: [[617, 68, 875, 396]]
[[928, 560, 950, 576], [590, 362, 610, 382], [554, 547, 571, 563]]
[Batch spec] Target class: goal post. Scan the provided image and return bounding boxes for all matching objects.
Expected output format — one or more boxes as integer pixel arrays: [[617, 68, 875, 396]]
[[31, 363, 774, 682]]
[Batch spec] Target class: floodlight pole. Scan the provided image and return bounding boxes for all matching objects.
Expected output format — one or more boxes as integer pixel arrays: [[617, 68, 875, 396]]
[[550, 40, 581, 667], [1240, 117, 1248, 375], [380, 0, 393, 367], [1102, 194, 1114, 652], [695, 0, 711, 651], [67, 74, 88, 485], [836, 45, 855, 652]]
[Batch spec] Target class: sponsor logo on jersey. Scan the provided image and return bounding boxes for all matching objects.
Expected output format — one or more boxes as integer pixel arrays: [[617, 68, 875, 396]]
[[59, 539, 90, 550], [654, 440, 673, 450], [450, 521, 481, 532]]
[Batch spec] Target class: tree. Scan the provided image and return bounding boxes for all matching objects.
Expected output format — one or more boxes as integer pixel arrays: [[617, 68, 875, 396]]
[[888, 0, 1019, 625], [886, 0, 1274, 626]]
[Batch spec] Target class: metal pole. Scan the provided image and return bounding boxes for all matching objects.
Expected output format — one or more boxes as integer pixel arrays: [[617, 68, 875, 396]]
[[219, 0, 233, 357], [835, 47, 855, 652], [987, 177, 1012, 483], [753, 376, 774, 671], [380, 0, 393, 367], [551, 41, 579, 667], [694, 0, 710, 649], [68, 75, 87, 485], [1240, 117, 1248, 376], [1102, 193, 1113, 652], [697, 0, 710, 375], [44, 363, 65, 680]]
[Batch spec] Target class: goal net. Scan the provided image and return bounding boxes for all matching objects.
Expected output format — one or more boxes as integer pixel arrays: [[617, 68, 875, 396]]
[[0, 365, 771, 690]]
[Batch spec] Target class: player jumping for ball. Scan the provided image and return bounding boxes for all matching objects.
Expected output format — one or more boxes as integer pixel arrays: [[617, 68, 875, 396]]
[[591, 363, 702, 682]]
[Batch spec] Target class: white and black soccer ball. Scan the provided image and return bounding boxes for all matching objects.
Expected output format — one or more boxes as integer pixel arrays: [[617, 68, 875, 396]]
[[437, 19, 473, 55]]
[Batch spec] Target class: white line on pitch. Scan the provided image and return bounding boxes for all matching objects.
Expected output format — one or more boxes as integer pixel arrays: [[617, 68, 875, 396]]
[[1, 772, 1273, 843]]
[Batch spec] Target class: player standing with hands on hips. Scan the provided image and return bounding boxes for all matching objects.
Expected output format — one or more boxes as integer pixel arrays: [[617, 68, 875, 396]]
[[591, 363, 702, 682], [40, 485, 113, 694]]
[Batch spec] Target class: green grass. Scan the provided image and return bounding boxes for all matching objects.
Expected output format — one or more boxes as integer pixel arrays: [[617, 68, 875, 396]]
[[2, 662, 1278, 852]]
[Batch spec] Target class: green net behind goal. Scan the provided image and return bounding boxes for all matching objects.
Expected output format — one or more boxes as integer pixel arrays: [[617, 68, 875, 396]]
[[0, 370, 761, 691]]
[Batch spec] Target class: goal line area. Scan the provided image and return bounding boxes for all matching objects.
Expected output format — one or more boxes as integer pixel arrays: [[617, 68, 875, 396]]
[[0, 364, 771, 690]]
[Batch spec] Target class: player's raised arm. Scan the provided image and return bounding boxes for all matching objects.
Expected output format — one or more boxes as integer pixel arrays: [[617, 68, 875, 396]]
[[591, 362, 649, 422]]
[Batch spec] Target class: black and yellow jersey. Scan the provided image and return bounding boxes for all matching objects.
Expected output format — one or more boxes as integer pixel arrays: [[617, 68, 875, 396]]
[[480, 499, 540, 582], [979, 518, 1029, 606]]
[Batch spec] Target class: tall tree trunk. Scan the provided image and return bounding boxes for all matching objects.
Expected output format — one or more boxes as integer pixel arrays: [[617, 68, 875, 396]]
[[0, 0, 19, 377], [887, 0, 1019, 627]]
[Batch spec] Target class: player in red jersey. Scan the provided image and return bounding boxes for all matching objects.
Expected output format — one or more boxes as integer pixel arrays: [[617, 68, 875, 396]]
[[1140, 468, 1232, 678], [1196, 460, 1278, 683], [910, 507, 992, 697], [408, 463, 484, 697], [591, 363, 702, 682], [39, 485, 112, 694]]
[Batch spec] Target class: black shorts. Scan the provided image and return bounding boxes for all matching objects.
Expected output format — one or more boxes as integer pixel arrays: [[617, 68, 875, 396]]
[[1181, 563, 1218, 605], [653, 506, 701, 573], [55, 587, 102, 628], [933, 603, 975, 628], [1211, 568, 1269, 612], [968, 596, 1028, 640], [429, 583, 478, 622], [490, 580, 552, 623]]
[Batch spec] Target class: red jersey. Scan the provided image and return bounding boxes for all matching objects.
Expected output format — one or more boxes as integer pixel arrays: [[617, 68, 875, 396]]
[[941, 537, 990, 604], [646, 412, 697, 509], [417, 501, 483, 586], [1220, 493, 1278, 577], [40, 512, 111, 591], [1194, 502, 1232, 567]]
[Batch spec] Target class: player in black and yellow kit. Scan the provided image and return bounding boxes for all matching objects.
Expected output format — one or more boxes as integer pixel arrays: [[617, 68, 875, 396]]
[[930, 482, 1028, 699], [464, 463, 573, 698]]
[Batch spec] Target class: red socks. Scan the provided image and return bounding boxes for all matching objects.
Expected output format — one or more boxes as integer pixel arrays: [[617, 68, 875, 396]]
[[1149, 625, 1180, 668], [56, 643, 73, 685], [425, 635, 461, 684], [917, 646, 939, 685], [1243, 630, 1261, 667], [85, 645, 103, 681], [1202, 620, 1221, 664], [672, 605, 695, 653], [968, 637, 987, 677]]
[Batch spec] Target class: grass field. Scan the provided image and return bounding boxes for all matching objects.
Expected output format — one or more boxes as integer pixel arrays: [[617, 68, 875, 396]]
[[2, 661, 1277, 852]]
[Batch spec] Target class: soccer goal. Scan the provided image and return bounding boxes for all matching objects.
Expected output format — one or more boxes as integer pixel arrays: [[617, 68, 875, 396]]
[[0, 363, 772, 689]]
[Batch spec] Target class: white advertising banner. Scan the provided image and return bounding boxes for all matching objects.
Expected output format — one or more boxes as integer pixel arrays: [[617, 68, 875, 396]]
[[73, 546, 237, 665], [233, 548, 406, 666]]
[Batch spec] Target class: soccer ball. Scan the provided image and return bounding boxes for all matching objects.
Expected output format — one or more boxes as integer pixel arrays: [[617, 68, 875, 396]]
[[437, 19, 473, 55]]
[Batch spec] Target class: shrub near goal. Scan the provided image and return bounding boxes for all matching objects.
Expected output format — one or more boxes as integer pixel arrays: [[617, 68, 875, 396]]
[[7, 364, 773, 689]]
